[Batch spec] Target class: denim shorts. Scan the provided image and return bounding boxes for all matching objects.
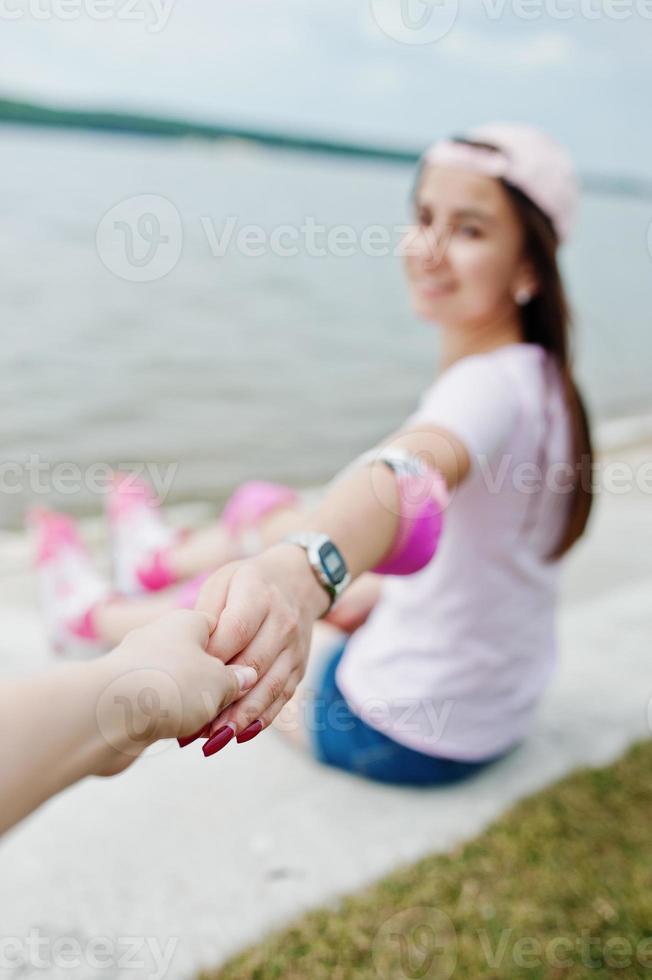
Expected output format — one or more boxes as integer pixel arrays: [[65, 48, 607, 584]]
[[308, 642, 507, 787]]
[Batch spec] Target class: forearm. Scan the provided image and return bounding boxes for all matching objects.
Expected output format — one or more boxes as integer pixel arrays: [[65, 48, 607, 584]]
[[302, 463, 400, 579], [291, 423, 468, 583], [195, 433, 461, 735], [259, 424, 467, 584], [196, 463, 403, 735], [0, 661, 127, 835]]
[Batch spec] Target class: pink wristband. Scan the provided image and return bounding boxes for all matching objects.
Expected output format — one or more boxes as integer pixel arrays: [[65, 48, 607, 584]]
[[367, 451, 449, 576]]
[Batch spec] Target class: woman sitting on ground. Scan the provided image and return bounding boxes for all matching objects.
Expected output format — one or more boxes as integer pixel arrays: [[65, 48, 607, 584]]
[[32, 123, 594, 786]]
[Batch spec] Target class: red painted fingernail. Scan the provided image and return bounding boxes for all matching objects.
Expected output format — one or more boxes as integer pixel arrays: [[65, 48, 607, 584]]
[[236, 720, 263, 744], [203, 724, 236, 757], [178, 723, 210, 748]]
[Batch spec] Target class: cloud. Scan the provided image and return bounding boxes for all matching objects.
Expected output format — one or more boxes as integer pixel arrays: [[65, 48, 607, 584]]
[[0, 0, 649, 169], [439, 27, 577, 68], [355, 61, 407, 97]]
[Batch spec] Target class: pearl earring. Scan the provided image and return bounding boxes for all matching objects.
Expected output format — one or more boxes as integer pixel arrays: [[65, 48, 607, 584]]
[[514, 286, 532, 306]]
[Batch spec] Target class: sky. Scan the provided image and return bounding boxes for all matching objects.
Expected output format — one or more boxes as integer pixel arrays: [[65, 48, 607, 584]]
[[0, 0, 651, 176]]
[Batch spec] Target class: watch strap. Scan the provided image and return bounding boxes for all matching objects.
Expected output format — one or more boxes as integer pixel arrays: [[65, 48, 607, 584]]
[[282, 532, 349, 615]]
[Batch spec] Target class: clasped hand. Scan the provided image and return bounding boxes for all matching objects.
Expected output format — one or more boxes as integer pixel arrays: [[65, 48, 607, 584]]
[[194, 542, 330, 740]]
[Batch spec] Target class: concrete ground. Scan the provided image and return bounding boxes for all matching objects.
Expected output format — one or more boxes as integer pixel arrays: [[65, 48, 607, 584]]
[[0, 441, 651, 980]]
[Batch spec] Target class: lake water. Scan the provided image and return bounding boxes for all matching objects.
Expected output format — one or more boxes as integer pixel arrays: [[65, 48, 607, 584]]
[[1, 126, 651, 529]]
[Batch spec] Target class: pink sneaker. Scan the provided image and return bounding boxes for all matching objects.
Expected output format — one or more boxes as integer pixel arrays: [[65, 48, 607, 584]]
[[105, 472, 179, 595], [28, 508, 109, 655], [221, 481, 299, 556], [105, 474, 299, 595]]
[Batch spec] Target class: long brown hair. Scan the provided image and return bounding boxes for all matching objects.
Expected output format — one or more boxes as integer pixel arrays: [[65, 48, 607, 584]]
[[415, 138, 594, 559], [501, 179, 594, 559]]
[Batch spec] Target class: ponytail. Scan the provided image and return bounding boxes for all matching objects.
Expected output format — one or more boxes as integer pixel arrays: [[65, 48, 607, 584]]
[[504, 183, 594, 559]]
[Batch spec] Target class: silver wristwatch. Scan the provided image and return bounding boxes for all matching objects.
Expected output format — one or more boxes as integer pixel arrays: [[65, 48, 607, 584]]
[[282, 532, 351, 614]]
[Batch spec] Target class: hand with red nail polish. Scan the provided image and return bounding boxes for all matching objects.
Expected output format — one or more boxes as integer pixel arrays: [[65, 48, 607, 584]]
[[0, 610, 258, 834], [194, 544, 328, 742], [236, 720, 263, 744], [202, 718, 265, 757], [177, 722, 210, 748], [104, 610, 258, 749], [203, 724, 236, 757]]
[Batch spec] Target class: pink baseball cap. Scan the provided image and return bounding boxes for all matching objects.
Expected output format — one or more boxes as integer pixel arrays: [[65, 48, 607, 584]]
[[423, 122, 579, 243]]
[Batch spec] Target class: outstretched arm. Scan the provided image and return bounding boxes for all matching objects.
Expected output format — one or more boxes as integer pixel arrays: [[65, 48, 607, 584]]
[[0, 611, 256, 835], [196, 424, 470, 741]]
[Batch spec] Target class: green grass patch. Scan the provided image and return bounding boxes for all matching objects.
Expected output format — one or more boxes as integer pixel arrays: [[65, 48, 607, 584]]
[[205, 741, 652, 980]]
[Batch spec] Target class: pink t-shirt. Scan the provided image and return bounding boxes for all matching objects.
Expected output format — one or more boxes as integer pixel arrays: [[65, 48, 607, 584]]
[[336, 343, 573, 761]]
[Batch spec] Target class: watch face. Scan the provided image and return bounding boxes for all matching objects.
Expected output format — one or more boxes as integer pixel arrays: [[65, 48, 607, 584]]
[[318, 541, 347, 585]]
